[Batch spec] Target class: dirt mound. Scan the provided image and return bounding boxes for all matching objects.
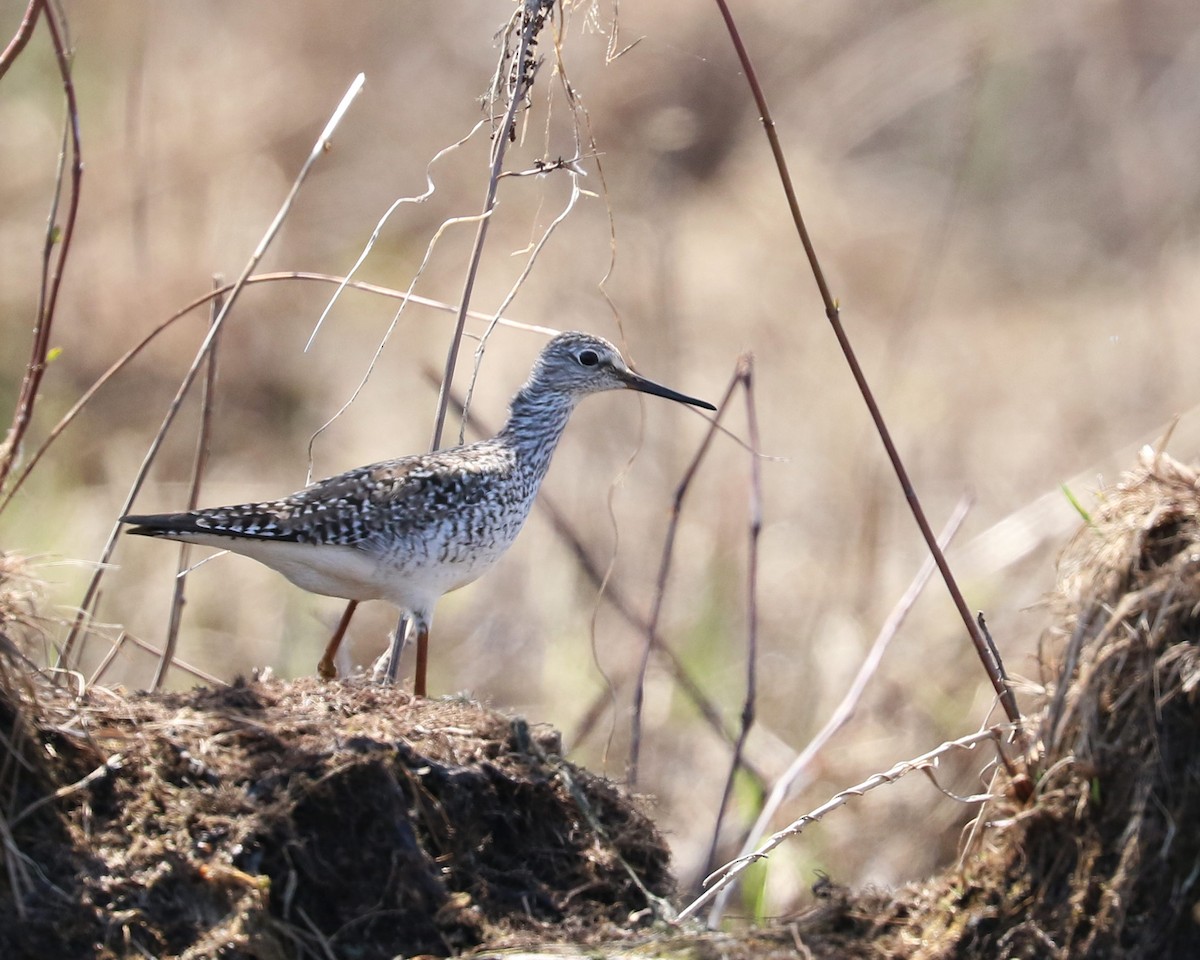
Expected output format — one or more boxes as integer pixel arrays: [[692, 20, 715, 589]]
[[0, 674, 671, 959]]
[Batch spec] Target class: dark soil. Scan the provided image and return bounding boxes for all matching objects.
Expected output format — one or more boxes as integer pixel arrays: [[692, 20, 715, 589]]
[[0, 679, 671, 959]]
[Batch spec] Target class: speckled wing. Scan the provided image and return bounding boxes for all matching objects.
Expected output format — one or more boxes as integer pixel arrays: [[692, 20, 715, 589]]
[[121, 442, 527, 550]]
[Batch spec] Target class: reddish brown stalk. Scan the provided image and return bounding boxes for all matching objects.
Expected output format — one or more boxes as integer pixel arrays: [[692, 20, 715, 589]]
[[702, 356, 761, 880], [628, 364, 742, 786], [0, 0, 82, 496], [0, 0, 40, 81], [430, 369, 767, 784], [710, 0, 1021, 728]]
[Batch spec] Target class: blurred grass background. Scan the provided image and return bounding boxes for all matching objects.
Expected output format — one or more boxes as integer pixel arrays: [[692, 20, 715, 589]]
[[3, 0, 1200, 914]]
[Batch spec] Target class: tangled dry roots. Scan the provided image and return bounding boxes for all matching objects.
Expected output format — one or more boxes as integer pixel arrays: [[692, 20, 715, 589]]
[[0, 556, 49, 846], [773, 451, 1200, 959], [1015, 449, 1200, 956], [901, 450, 1200, 958]]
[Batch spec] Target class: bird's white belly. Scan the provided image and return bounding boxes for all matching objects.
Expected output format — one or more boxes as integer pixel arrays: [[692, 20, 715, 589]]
[[173, 485, 533, 615], [219, 539, 394, 603], [374, 527, 516, 607], [238, 538, 510, 612]]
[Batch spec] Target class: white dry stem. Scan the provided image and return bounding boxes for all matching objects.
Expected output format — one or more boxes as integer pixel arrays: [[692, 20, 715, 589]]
[[460, 166, 585, 444], [304, 200, 494, 481], [678, 723, 1017, 924], [11, 754, 125, 827], [706, 494, 974, 925], [62, 74, 366, 669], [303, 119, 492, 353]]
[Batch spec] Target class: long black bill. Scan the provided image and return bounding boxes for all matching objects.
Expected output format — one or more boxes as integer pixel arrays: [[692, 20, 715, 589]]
[[621, 370, 717, 411]]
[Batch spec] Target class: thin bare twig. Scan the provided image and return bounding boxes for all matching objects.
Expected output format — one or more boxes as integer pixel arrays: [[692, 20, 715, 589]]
[[154, 279, 224, 690], [0, 270, 553, 515], [367, 0, 556, 685], [86, 631, 128, 687], [428, 368, 767, 783], [91, 631, 226, 688], [677, 724, 1017, 923], [59, 74, 366, 671], [705, 494, 974, 924], [628, 364, 742, 785], [709, 0, 1021, 727], [702, 357, 762, 880], [0, 0, 40, 81], [0, 0, 81, 497]]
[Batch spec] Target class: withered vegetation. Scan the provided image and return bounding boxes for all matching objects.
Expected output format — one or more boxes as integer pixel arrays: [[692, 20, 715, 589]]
[[773, 450, 1200, 959], [3, 450, 1200, 958]]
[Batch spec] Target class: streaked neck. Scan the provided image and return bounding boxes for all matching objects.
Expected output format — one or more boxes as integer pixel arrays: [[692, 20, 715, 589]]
[[498, 382, 578, 478]]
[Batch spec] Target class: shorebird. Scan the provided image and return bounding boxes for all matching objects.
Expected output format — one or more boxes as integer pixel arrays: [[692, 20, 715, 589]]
[[122, 331, 715, 696]]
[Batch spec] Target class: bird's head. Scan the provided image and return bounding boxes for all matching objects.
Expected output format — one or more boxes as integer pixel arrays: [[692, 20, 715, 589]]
[[529, 331, 716, 410]]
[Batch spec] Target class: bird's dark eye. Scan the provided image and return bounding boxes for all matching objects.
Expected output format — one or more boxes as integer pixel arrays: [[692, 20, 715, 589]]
[[578, 349, 600, 367]]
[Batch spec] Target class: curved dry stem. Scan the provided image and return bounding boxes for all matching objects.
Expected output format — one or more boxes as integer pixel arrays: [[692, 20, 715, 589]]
[[302, 206, 494, 482], [304, 118, 492, 353], [677, 723, 1018, 923], [0, 271, 553, 516], [461, 160, 583, 442], [704, 494, 975, 924], [59, 74, 366, 671]]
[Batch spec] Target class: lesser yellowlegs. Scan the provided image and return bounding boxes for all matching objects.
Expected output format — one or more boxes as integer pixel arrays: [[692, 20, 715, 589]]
[[121, 331, 715, 696]]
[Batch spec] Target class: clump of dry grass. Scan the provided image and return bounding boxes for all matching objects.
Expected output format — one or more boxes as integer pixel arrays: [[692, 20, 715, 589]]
[[0, 554, 46, 715], [1017, 448, 1200, 955], [778, 449, 1200, 958], [0, 552, 58, 930]]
